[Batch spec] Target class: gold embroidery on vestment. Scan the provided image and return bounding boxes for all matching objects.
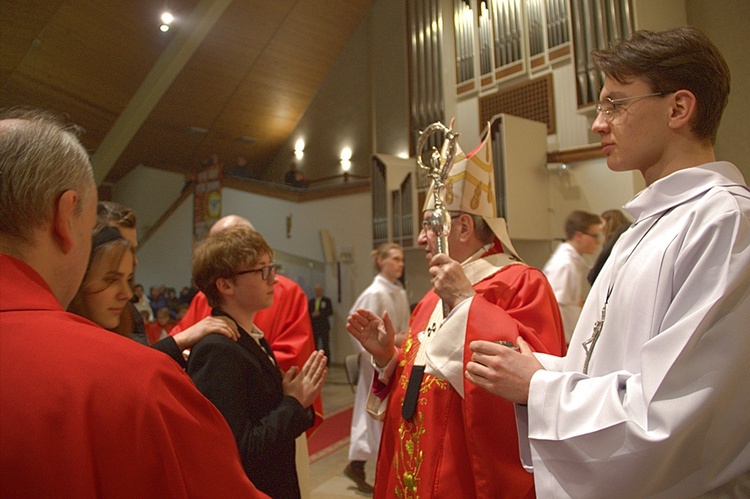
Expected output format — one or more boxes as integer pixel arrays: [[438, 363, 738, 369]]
[[393, 372, 447, 498]]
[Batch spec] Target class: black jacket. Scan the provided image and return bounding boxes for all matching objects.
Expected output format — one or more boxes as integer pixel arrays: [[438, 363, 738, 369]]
[[187, 310, 314, 498]]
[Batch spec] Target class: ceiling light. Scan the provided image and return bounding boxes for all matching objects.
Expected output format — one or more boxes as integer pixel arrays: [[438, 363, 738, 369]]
[[294, 138, 305, 160], [160, 24, 170, 32], [161, 11, 174, 24]]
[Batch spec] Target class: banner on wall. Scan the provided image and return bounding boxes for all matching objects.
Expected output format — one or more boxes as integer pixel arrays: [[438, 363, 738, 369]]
[[193, 163, 222, 243]]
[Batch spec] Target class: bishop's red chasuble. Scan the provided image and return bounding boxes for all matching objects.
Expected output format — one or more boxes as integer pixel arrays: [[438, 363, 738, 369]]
[[373, 247, 566, 498]]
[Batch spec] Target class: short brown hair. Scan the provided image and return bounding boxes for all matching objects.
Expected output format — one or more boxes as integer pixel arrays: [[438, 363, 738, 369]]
[[591, 26, 730, 143], [191, 225, 273, 308], [564, 210, 601, 240], [97, 201, 137, 229]]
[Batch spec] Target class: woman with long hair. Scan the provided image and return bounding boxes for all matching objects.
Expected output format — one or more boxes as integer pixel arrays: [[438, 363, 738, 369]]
[[68, 224, 239, 366]]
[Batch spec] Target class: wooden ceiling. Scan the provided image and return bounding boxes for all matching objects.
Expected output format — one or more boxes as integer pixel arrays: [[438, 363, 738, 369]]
[[1, 0, 375, 186]]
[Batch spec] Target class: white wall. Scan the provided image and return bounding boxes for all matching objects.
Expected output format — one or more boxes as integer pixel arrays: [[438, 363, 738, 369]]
[[134, 193, 195, 292], [112, 164, 187, 236], [686, 0, 750, 182], [133, 185, 376, 363]]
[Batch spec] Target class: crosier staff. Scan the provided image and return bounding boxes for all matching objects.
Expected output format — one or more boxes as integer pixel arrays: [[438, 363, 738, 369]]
[[417, 121, 459, 319], [416, 122, 459, 256]]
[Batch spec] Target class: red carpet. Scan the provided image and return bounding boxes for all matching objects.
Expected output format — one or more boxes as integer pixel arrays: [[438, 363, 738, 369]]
[[308, 405, 353, 463]]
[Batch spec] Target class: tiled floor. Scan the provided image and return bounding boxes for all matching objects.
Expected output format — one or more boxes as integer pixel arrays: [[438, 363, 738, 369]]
[[309, 365, 377, 498]]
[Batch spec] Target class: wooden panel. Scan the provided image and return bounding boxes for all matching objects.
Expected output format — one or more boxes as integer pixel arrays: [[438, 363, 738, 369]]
[[1, 0, 375, 186]]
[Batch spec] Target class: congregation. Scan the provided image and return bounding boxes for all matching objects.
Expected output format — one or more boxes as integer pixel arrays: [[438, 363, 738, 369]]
[[2, 25, 750, 499]]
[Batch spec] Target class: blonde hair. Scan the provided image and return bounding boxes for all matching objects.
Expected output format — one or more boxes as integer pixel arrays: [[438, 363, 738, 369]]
[[601, 209, 630, 243], [371, 242, 403, 272], [192, 225, 273, 307]]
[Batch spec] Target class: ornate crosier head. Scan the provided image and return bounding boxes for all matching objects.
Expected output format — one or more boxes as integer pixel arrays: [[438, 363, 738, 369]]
[[417, 122, 460, 255]]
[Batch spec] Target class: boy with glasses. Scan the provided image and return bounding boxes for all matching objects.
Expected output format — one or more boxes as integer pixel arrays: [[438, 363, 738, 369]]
[[466, 26, 750, 497], [187, 225, 327, 499]]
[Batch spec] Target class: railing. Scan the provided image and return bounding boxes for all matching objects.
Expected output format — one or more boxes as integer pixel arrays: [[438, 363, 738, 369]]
[[223, 173, 370, 202]]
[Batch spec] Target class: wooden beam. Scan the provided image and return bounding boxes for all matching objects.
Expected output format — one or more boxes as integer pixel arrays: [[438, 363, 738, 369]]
[[90, 0, 232, 185]]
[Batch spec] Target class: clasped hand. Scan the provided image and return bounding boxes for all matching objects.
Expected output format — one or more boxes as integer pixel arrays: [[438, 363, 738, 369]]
[[282, 350, 327, 408]]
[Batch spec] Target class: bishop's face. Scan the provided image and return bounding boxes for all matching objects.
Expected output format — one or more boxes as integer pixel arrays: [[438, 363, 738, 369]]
[[417, 210, 464, 262]]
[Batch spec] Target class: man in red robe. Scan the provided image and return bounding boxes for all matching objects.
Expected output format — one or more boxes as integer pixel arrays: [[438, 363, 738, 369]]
[[0, 110, 265, 497], [347, 129, 566, 497]]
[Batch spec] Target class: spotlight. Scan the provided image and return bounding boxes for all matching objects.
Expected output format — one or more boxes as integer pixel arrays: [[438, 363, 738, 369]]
[[294, 139, 305, 160]]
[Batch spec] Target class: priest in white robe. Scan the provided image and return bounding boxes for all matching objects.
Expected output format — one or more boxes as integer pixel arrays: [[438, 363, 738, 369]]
[[465, 27, 750, 498]]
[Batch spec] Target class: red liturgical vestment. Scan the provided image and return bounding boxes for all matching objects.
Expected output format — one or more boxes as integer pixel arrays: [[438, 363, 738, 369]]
[[372, 245, 566, 498], [0, 255, 266, 498]]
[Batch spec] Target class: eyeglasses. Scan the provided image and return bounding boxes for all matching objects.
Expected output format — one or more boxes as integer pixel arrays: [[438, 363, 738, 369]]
[[595, 91, 675, 123], [582, 232, 602, 240], [421, 212, 463, 232], [234, 263, 277, 281]]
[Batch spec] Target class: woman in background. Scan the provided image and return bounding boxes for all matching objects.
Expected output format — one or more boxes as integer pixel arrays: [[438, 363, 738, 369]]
[[587, 209, 631, 284], [344, 242, 411, 493]]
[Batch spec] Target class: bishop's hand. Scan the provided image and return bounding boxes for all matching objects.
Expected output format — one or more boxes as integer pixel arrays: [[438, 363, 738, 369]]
[[346, 309, 397, 367], [429, 253, 476, 310]]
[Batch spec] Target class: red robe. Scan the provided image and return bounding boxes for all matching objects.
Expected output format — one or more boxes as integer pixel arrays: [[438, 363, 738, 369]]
[[145, 320, 174, 345], [0, 255, 266, 498], [171, 274, 323, 431], [373, 245, 566, 498]]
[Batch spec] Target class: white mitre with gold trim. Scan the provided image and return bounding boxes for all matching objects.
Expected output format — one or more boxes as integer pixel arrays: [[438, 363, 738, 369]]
[[424, 121, 521, 261]]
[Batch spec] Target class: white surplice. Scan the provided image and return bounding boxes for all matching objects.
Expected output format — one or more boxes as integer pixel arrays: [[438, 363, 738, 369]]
[[518, 162, 750, 497], [347, 274, 410, 462], [542, 241, 588, 342]]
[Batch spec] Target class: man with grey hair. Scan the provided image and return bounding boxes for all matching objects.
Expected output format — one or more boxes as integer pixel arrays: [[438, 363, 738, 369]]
[[0, 109, 265, 497], [347, 127, 566, 497]]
